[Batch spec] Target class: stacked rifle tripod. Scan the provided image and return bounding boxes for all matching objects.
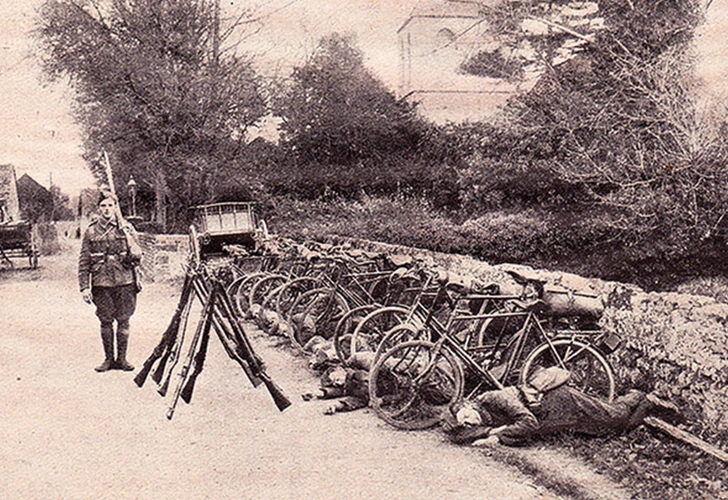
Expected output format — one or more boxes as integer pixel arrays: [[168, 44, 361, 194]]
[[134, 244, 291, 419]]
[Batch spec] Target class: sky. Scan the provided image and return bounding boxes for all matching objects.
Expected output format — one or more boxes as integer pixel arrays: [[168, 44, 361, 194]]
[[1, 0, 728, 196]]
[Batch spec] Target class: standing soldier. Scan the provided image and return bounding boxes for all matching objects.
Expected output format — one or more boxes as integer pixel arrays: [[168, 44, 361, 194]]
[[79, 192, 143, 372]]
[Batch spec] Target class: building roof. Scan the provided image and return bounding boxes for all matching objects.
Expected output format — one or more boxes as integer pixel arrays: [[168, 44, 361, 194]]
[[17, 173, 50, 195], [399, 0, 485, 33]]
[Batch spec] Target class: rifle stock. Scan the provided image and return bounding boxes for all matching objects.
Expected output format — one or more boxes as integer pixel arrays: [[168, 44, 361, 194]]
[[211, 311, 263, 387], [166, 286, 217, 420], [133, 355, 157, 388], [151, 349, 173, 385], [134, 273, 194, 388], [157, 368, 173, 397], [180, 311, 213, 404], [258, 369, 292, 412]]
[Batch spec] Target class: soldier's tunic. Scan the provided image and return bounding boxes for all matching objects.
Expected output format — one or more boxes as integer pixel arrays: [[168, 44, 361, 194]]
[[78, 217, 140, 322]]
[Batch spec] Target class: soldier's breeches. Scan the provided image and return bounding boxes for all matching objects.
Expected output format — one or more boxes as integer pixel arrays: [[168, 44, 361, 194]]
[[92, 284, 137, 323]]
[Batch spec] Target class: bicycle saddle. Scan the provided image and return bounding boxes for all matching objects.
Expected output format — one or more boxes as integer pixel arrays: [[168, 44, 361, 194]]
[[388, 254, 414, 268]]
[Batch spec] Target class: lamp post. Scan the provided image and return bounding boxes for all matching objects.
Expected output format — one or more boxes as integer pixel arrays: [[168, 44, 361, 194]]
[[127, 176, 137, 218]]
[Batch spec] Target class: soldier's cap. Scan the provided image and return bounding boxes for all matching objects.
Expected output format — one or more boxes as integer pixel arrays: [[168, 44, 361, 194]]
[[98, 189, 118, 204]]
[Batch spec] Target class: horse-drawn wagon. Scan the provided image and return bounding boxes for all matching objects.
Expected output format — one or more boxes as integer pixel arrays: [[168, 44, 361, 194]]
[[0, 220, 39, 269]]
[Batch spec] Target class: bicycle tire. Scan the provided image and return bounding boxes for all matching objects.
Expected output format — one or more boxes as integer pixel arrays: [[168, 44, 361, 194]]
[[291, 288, 349, 350], [234, 272, 269, 319], [257, 282, 289, 334], [333, 304, 380, 364], [350, 305, 410, 357], [226, 272, 251, 303], [276, 276, 323, 323], [373, 322, 432, 365], [248, 274, 289, 310], [369, 340, 464, 430], [520, 338, 616, 402]]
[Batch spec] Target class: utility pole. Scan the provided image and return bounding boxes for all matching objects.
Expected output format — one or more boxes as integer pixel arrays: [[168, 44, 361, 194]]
[[212, 0, 220, 66], [49, 172, 56, 222]]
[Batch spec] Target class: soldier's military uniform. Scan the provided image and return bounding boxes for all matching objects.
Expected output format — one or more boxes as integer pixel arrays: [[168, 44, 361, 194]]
[[445, 368, 682, 446], [79, 216, 142, 372]]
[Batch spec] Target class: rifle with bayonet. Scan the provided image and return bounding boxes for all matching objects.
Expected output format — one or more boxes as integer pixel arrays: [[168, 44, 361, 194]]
[[101, 151, 143, 290]]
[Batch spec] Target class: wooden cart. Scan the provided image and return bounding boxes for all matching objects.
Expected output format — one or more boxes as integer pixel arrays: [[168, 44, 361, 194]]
[[0, 221, 39, 269], [190, 202, 268, 257]]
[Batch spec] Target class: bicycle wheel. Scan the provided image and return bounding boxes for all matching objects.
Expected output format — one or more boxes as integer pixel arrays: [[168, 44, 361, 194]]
[[350, 306, 410, 357], [233, 272, 269, 319], [333, 304, 380, 364], [373, 323, 432, 365], [289, 288, 349, 350], [249, 274, 289, 310], [257, 283, 289, 334], [520, 338, 615, 402], [369, 340, 464, 430], [226, 274, 248, 304], [276, 277, 322, 322]]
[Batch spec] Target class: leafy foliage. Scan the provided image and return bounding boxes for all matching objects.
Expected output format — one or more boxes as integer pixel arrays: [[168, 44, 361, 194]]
[[444, 0, 728, 272], [36, 0, 268, 230], [273, 33, 425, 164]]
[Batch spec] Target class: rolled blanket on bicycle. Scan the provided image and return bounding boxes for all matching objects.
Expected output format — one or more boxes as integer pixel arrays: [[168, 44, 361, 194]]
[[541, 285, 605, 319], [439, 270, 487, 294]]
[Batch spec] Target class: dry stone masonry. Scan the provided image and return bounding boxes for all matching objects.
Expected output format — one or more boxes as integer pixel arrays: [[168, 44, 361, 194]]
[[325, 236, 728, 439], [139, 231, 728, 438]]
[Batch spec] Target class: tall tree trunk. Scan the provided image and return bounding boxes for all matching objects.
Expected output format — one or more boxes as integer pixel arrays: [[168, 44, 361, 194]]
[[154, 170, 167, 231]]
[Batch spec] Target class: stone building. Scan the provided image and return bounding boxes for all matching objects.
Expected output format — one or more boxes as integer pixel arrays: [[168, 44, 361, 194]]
[[398, 0, 602, 123]]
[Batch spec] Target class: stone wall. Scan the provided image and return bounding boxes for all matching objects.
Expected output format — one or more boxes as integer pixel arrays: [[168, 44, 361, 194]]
[[139, 232, 728, 437], [138, 233, 188, 283], [327, 236, 728, 438]]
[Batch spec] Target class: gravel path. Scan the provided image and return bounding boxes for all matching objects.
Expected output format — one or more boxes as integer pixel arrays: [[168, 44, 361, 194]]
[[1, 241, 564, 500]]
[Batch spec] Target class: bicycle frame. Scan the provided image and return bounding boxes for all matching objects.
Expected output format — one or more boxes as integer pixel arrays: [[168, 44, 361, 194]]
[[405, 288, 608, 398]]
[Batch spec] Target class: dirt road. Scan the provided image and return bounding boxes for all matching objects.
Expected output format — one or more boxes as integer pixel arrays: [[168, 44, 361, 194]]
[[0, 240, 569, 500]]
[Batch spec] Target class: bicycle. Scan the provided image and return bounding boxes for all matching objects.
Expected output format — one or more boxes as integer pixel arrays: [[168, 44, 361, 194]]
[[368, 270, 619, 430], [286, 254, 396, 350]]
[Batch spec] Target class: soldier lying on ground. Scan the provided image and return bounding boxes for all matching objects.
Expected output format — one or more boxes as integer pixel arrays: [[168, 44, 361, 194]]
[[302, 351, 375, 415], [444, 366, 683, 446]]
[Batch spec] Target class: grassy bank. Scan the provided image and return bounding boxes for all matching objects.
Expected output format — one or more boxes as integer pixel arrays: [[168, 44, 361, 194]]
[[264, 194, 728, 297]]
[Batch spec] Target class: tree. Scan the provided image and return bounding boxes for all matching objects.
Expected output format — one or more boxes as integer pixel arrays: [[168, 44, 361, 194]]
[[36, 0, 268, 231], [50, 185, 75, 221], [463, 1, 727, 262], [273, 33, 425, 164]]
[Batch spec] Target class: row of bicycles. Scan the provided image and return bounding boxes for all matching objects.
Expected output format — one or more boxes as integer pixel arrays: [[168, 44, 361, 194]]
[[207, 232, 623, 431]]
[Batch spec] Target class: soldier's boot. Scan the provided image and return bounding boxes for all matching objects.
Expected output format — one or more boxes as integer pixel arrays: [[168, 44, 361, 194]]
[[95, 324, 115, 372], [115, 328, 135, 372]]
